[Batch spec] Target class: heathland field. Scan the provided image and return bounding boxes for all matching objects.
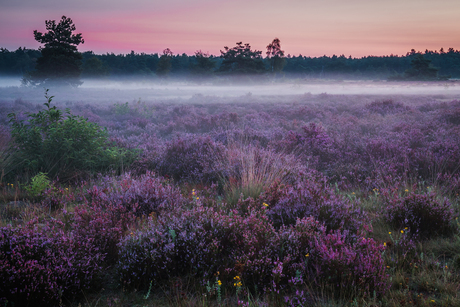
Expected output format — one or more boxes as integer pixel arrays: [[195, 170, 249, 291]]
[[1, 81, 460, 306]]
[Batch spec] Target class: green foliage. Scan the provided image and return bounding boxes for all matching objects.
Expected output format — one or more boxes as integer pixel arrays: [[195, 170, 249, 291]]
[[404, 53, 439, 80], [219, 42, 265, 74], [113, 102, 130, 115], [266, 38, 286, 73], [25, 16, 85, 87], [7, 90, 137, 180], [156, 48, 173, 77], [25, 172, 51, 198], [190, 50, 216, 77], [82, 56, 109, 77]]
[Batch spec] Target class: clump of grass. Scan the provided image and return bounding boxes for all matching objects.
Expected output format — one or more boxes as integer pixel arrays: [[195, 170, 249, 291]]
[[217, 140, 298, 206]]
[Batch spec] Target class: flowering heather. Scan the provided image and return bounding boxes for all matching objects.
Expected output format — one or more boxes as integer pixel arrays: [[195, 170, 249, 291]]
[[85, 171, 185, 216], [0, 221, 104, 306], [260, 170, 366, 235], [383, 191, 455, 238]]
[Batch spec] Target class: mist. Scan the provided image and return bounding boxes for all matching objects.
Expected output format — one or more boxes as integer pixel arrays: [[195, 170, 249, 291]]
[[1, 77, 460, 106]]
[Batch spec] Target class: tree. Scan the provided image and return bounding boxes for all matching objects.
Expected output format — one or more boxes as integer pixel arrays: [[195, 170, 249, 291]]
[[266, 38, 286, 73], [82, 56, 109, 77], [156, 48, 173, 77], [219, 42, 265, 74], [404, 53, 439, 80], [190, 50, 216, 78], [25, 16, 85, 87]]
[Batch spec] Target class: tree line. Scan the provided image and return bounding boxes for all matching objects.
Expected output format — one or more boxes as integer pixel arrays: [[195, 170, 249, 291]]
[[1, 16, 460, 85]]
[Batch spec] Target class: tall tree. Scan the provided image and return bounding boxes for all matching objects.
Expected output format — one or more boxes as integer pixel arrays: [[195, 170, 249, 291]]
[[266, 38, 286, 73], [156, 48, 173, 77], [190, 50, 216, 77], [219, 42, 265, 74], [25, 16, 85, 86], [404, 53, 439, 80]]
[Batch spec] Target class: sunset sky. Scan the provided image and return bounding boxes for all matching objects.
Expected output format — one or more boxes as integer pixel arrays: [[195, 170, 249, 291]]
[[1, 0, 459, 58]]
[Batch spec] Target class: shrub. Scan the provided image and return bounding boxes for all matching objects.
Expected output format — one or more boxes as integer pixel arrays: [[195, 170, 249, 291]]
[[25, 172, 51, 200], [7, 90, 137, 180], [383, 191, 455, 238], [261, 170, 366, 235], [364, 99, 409, 116], [158, 135, 226, 183], [0, 222, 104, 306], [117, 204, 279, 291], [86, 171, 185, 217]]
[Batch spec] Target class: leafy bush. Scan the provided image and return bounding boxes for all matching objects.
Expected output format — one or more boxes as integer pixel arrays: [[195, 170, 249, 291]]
[[25, 172, 51, 199], [7, 90, 137, 180], [383, 191, 455, 238]]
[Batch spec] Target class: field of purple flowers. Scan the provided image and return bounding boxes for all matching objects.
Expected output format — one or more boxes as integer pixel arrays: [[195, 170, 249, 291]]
[[1, 90, 460, 306]]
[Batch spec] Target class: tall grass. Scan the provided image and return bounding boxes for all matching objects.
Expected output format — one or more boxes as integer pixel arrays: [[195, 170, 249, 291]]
[[215, 138, 299, 205]]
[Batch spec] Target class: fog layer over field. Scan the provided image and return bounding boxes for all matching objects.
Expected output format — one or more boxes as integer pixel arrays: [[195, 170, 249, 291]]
[[1, 77, 460, 104]]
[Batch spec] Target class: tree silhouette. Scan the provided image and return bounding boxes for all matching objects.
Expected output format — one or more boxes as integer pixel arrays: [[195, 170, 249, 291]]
[[25, 16, 85, 86], [156, 48, 173, 77], [404, 53, 439, 80], [190, 50, 216, 76], [266, 38, 286, 73], [219, 42, 265, 74]]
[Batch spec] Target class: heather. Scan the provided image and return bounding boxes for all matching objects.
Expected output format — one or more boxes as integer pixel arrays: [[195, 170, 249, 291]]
[[1, 91, 460, 306]]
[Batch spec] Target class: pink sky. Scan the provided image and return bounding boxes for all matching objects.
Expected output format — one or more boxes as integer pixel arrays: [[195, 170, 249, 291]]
[[1, 0, 460, 57]]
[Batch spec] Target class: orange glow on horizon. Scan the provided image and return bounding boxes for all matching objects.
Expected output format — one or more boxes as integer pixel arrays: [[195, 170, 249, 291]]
[[1, 0, 460, 58]]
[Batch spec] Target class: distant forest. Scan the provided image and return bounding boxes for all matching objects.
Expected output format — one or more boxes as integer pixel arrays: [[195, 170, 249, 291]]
[[2, 47, 460, 80]]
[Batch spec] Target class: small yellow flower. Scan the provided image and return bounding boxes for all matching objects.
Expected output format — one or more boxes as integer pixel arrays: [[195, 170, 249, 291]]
[[405, 189, 409, 192], [234, 276, 240, 280], [383, 242, 387, 247], [196, 197, 199, 200], [389, 232, 391, 235], [217, 280, 222, 286], [263, 203, 269, 207], [352, 192, 355, 195], [386, 266, 390, 269], [305, 253, 310, 257], [401, 230, 404, 234], [405, 227, 408, 230]]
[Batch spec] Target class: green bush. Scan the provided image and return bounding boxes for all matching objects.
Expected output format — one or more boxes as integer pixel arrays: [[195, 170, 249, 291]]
[[25, 172, 51, 199], [7, 90, 138, 181]]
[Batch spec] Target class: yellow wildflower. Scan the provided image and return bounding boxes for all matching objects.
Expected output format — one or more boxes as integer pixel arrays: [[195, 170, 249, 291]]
[[263, 203, 269, 207], [383, 242, 386, 247], [401, 230, 404, 234], [305, 253, 310, 257], [389, 232, 391, 235], [217, 280, 222, 286]]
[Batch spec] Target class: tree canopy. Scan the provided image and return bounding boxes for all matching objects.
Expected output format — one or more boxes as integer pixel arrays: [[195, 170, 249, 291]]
[[25, 16, 85, 87], [266, 38, 286, 73], [219, 42, 265, 74]]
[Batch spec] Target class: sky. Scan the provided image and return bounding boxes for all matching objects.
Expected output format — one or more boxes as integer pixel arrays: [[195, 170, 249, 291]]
[[1, 0, 460, 58]]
